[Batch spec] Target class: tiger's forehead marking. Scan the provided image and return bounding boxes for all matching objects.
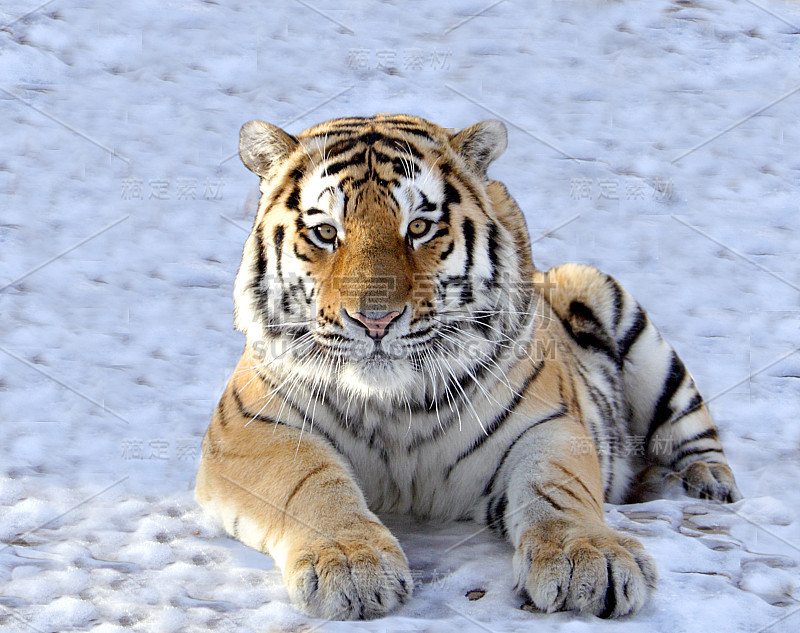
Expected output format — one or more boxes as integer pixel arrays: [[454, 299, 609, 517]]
[[393, 167, 445, 224], [297, 140, 447, 227], [299, 166, 347, 224]]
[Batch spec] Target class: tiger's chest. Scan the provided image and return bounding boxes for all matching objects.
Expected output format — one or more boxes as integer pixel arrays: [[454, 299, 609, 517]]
[[337, 416, 486, 519], [313, 347, 627, 518]]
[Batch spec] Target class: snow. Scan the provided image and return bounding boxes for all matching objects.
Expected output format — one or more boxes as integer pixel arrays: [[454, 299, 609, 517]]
[[1, 0, 799, 631]]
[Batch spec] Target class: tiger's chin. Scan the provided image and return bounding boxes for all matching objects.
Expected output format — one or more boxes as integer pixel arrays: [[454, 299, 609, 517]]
[[339, 356, 418, 402]]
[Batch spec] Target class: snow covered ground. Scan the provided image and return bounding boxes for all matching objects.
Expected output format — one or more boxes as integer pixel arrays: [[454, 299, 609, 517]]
[[1, 0, 799, 631]]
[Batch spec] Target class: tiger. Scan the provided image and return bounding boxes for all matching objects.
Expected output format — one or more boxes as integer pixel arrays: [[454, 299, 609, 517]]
[[195, 113, 740, 621]]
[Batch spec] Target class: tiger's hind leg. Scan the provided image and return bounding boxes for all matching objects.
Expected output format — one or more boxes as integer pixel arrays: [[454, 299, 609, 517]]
[[538, 263, 741, 504]]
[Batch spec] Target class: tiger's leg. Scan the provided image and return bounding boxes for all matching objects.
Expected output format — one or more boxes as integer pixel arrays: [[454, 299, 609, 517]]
[[540, 263, 740, 503], [494, 414, 657, 617], [195, 373, 412, 620]]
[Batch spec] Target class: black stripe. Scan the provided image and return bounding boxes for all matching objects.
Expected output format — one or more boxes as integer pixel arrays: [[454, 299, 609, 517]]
[[485, 495, 496, 529], [320, 123, 372, 132], [440, 241, 454, 261], [443, 181, 461, 212], [254, 370, 279, 392], [670, 426, 718, 454], [230, 388, 284, 426], [404, 339, 512, 444], [293, 244, 311, 262], [561, 317, 615, 358], [405, 318, 515, 437], [399, 325, 435, 342], [273, 225, 285, 279], [533, 484, 565, 512], [392, 156, 418, 178], [617, 308, 646, 362], [284, 465, 330, 510], [325, 116, 372, 124], [319, 138, 359, 159], [671, 446, 724, 468], [366, 146, 375, 178], [482, 407, 568, 496], [361, 131, 383, 148], [445, 363, 544, 477], [486, 222, 499, 282], [253, 226, 267, 284], [350, 174, 400, 189], [418, 192, 437, 212], [580, 369, 615, 429], [551, 481, 582, 504], [553, 463, 599, 509], [274, 385, 353, 455], [462, 218, 475, 275], [389, 126, 435, 143], [330, 131, 423, 158], [495, 494, 508, 537], [299, 232, 318, 249], [569, 301, 602, 328], [303, 129, 360, 141], [215, 399, 227, 427], [470, 312, 492, 337], [573, 331, 614, 357], [324, 151, 366, 177], [370, 148, 401, 166], [603, 453, 614, 503], [485, 493, 508, 537], [404, 384, 473, 448], [569, 365, 614, 500], [645, 352, 687, 448], [606, 276, 624, 330], [379, 134, 424, 158], [458, 282, 473, 307], [669, 393, 703, 426], [285, 186, 301, 210]]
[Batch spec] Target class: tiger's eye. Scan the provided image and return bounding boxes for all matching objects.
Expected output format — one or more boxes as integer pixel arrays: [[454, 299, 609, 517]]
[[313, 224, 337, 243], [408, 219, 430, 237]]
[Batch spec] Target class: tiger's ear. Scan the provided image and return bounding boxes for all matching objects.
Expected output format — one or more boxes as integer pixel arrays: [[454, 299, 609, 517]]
[[450, 120, 507, 177], [239, 120, 298, 177]]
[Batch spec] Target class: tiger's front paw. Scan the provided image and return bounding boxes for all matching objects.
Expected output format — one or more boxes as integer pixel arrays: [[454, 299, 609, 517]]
[[283, 518, 412, 620], [514, 521, 657, 618], [675, 461, 741, 503]]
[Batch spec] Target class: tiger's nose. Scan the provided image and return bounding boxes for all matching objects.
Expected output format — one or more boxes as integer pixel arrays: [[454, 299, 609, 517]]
[[348, 310, 402, 339]]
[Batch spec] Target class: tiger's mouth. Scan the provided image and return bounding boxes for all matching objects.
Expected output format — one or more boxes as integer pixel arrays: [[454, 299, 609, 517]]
[[362, 348, 395, 361], [309, 329, 433, 364], [302, 309, 439, 398], [309, 306, 426, 359]]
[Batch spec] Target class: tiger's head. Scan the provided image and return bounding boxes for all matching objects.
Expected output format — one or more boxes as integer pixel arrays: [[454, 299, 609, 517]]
[[234, 114, 534, 402]]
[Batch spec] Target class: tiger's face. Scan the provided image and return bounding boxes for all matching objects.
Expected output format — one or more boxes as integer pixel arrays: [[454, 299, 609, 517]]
[[234, 114, 532, 401]]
